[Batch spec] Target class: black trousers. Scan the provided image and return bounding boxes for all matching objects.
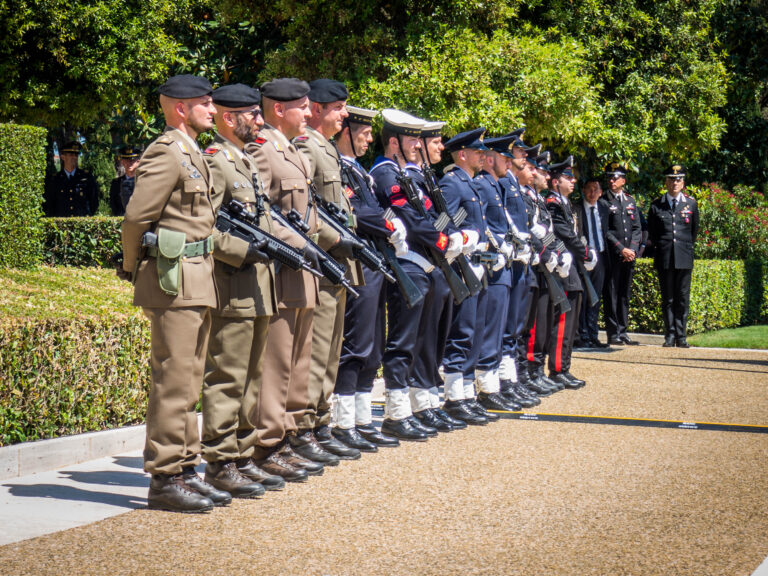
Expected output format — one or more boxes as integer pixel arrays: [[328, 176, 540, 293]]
[[604, 255, 635, 339], [658, 267, 692, 339], [523, 277, 552, 374], [548, 291, 582, 374], [579, 253, 606, 342], [412, 269, 453, 390]]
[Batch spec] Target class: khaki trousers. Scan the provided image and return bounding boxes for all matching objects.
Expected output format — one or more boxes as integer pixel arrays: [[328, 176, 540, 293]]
[[202, 314, 270, 462], [301, 285, 346, 430], [143, 307, 211, 475], [251, 306, 313, 459]]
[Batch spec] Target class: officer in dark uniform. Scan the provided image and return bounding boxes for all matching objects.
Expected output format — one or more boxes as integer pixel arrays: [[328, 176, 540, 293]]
[[602, 162, 642, 345], [45, 141, 100, 217], [109, 146, 141, 216], [647, 164, 699, 347]]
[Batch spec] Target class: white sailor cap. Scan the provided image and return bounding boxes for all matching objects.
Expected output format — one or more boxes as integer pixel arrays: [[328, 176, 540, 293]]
[[382, 109, 423, 137]]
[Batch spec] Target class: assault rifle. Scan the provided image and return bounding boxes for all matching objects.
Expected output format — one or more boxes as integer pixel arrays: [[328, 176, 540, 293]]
[[394, 158, 470, 304], [216, 199, 322, 277], [269, 205, 360, 298], [338, 161, 425, 309]]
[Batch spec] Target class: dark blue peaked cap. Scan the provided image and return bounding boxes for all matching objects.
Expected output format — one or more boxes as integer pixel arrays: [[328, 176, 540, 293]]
[[484, 134, 518, 158], [444, 127, 488, 153]]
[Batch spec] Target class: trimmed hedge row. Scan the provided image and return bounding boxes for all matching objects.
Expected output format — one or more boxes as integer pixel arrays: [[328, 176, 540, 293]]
[[43, 216, 122, 267], [627, 258, 767, 334], [0, 124, 47, 269]]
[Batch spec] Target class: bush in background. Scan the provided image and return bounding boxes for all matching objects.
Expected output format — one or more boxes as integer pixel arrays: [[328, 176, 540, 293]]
[[43, 216, 122, 267], [0, 124, 47, 269]]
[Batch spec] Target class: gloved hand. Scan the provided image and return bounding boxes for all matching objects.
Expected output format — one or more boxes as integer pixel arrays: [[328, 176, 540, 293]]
[[394, 238, 409, 257], [531, 222, 547, 239], [461, 229, 480, 255], [545, 252, 559, 273], [445, 232, 464, 261], [302, 242, 323, 270], [584, 248, 598, 271], [492, 253, 506, 272], [469, 262, 485, 281], [500, 241, 515, 259], [388, 217, 407, 245], [557, 252, 572, 278], [513, 243, 531, 264], [531, 251, 541, 266], [330, 236, 363, 259], [243, 237, 270, 265]]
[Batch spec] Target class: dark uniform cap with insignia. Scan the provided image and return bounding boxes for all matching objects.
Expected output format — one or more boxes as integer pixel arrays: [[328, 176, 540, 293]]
[[484, 134, 517, 158], [117, 145, 141, 159], [308, 79, 349, 103], [261, 78, 311, 102], [604, 161, 628, 178], [157, 74, 213, 98], [444, 127, 488, 153], [532, 151, 552, 170], [664, 163, 687, 178], [549, 155, 575, 178], [346, 106, 378, 126], [60, 141, 82, 154], [505, 126, 526, 139], [381, 109, 423, 137], [523, 143, 542, 157], [212, 84, 261, 108]]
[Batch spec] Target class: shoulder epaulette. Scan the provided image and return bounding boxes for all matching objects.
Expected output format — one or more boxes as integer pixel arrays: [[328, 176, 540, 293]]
[[250, 136, 267, 149], [156, 134, 173, 145], [546, 195, 560, 205]]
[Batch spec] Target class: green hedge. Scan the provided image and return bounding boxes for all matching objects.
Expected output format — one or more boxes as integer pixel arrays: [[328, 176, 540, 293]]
[[627, 258, 767, 334], [43, 216, 122, 267], [0, 267, 149, 446], [0, 124, 47, 268]]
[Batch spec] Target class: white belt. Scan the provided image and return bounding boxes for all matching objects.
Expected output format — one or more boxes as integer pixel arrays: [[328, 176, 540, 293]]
[[399, 251, 435, 273]]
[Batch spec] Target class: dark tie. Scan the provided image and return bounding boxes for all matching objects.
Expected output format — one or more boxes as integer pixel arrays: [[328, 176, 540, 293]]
[[590, 206, 601, 252], [671, 198, 677, 213]]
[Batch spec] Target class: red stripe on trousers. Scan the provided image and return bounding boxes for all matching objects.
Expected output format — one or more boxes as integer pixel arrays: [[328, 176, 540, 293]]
[[555, 295, 567, 373], [527, 318, 536, 362]]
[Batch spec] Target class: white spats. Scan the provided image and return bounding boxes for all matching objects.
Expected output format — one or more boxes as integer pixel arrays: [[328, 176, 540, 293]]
[[385, 388, 413, 421], [463, 378, 476, 401], [355, 392, 373, 426], [336, 394, 356, 430], [443, 372, 465, 401], [428, 386, 441, 409], [476, 369, 501, 394], [498, 355, 518, 382], [409, 387, 432, 413]]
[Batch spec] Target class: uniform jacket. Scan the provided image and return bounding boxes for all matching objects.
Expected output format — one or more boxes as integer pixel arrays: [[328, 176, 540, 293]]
[[340, 156, 394, 241], [647, 193, 699, 270], [294, 126, 363, 285], [45, 168, 99, 217], [438, 166, 486, 238], [474, 170, 512, 286], [247, 126, 337, 309], [204, 134, 284, 318], [109, 175, 128, 216], [545, 190, 586, 292], [122, 126, 217, 309], [603, 189, 642, 256], [575, 198, 610, 253]]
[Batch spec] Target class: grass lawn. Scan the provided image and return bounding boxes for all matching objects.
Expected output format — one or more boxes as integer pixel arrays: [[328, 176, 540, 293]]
[[688, 325, 768, 349]]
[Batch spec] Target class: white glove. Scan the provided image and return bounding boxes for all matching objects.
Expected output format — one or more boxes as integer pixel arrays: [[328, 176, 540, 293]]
[[388, 217, 407, 245], [513, 243, 531, 264], [584, 248, 598, 271], [469, 262, 485, 281], [531, 251, 541, 266], [500, 241, 515, 259], [394, 239, 409, 257], [493, 253, 506, 271], [531, 222, 547, 239], [545, 252, 559, 273], [461, 229, 479, 255], [557, 252, 572, 278], [445, 232, 464, 261]]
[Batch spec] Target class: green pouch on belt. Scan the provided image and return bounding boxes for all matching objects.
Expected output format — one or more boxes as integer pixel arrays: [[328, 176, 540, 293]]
[[156, 228, 186, 296]]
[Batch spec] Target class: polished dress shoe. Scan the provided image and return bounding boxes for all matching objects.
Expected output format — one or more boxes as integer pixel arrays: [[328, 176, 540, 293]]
[[255, 452, 308, 483], [663, 336, 676, 347], [433, 407, 467, 429], [620, 335, 640, 346], [442, 399, 487, 425], [279, 444, 324, 476], [181, 469, 232, 507], [676, 338, 690, 348], [289, 431, 340, 466], [466, 398, 500, 421], [549, 372, 583, 390], [608, 337, 624, 345], [331, 426, 378, 453], [356, 424, 400, 447], [592, 339, 610, 348], [148, 474, 214, 513], [315, 425, 362, 460], [538, 369, 564, 392], [562, 371, 586, 388], [501, 383, 539, 408], [204, 461, 265, 499], [407, 416, 438, 437], [236, 457, 285, 490], [381, 418, 429, 441], [477, 391, 520, 412], [526, 375, 553, 396], [414, 409, 453, 432]]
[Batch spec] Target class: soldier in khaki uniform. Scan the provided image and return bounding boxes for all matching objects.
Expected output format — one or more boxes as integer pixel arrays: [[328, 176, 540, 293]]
[[246, 78, 341, 479], [201, 83, 303, 492], [291, 79, 364, 462], [120, 74, 230, 513]]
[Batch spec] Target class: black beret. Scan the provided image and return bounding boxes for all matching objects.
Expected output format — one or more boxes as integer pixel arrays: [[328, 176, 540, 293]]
[[444, 128, 488, 153], [117, 145, 141, 159], [261, 78, 310, 101], [308, 78, 349, 103], [157, 74, 213, 99], [664, 164, 687, 178], [212, 84, 261, 108], [60, 141, 81, 154]]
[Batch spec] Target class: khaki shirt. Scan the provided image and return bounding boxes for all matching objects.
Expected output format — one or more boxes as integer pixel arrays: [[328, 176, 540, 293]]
[[247, 126, 338, 308], [294, 126, 363, 286], [122, 126, 217, 309]]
